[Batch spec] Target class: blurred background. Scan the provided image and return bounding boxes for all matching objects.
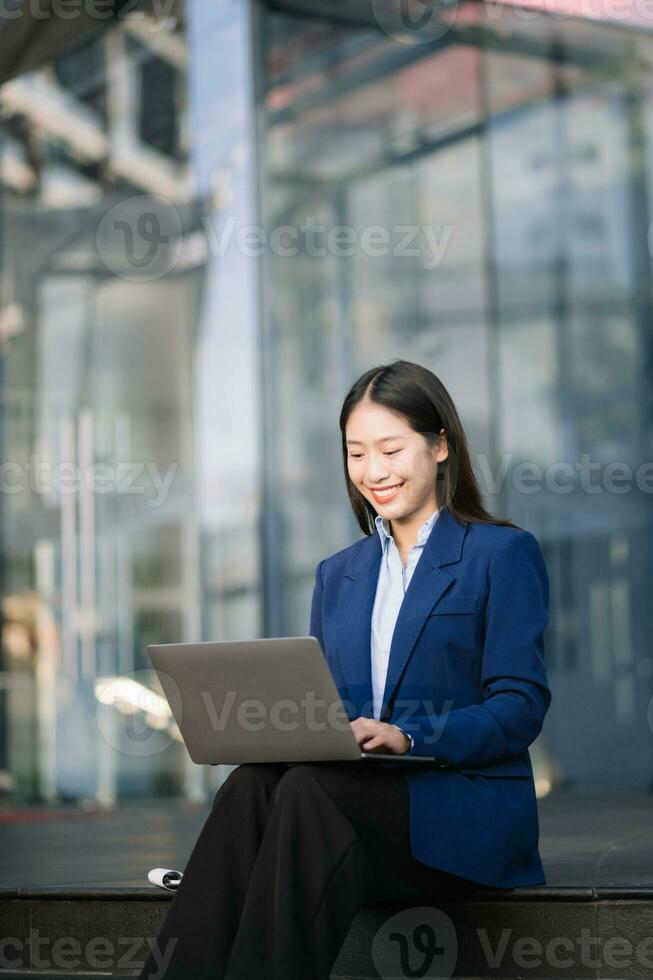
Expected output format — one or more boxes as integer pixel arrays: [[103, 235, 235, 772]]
[[0, 0, 652, 809]]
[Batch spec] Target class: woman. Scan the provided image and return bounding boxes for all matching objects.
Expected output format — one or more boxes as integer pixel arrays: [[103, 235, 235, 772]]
[[139, 359, 551, 980]]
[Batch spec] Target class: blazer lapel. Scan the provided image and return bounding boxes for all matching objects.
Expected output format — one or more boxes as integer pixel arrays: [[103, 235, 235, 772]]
[[334, 532, 381, 719], [334, 505, 468, 721]]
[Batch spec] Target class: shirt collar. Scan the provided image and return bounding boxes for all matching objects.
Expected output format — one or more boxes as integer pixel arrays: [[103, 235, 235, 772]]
[[375, 508, 440, 551]]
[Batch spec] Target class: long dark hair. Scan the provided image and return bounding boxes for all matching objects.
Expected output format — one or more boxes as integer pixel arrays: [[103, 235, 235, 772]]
[[339, 359, 521, 535]]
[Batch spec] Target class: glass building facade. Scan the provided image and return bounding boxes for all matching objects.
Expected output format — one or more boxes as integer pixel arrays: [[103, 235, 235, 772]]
[[0, 0, 652, 804]]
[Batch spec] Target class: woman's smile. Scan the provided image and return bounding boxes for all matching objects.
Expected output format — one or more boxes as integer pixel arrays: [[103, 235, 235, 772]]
[[370, 482, 404, 503]]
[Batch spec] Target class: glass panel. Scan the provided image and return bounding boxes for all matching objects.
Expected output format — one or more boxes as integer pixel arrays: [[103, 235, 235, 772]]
[[260, 16, 487, 634], [0, 0, 262, 803], [258, 3, 653, 788]]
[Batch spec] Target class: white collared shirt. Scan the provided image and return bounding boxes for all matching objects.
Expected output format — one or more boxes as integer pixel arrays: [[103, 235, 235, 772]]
[[370, 508, 440, 723]]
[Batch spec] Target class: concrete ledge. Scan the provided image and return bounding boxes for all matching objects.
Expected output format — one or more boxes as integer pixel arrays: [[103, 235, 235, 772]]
[[2, 886, 653, 978]]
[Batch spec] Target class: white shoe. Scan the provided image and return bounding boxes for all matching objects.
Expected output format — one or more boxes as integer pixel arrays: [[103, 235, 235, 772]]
[[148, 867, 183, 891]]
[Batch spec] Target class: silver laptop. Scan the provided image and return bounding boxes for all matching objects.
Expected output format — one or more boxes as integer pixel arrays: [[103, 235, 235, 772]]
[[147, 637, 440, 766]]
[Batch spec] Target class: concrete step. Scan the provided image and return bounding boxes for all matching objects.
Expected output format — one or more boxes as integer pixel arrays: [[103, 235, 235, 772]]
[[1, 885, 652, 978], [0, 974, 113, 979]]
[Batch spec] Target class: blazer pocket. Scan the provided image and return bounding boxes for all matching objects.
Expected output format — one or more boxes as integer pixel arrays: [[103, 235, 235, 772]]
[[430, 594, 479, 615]]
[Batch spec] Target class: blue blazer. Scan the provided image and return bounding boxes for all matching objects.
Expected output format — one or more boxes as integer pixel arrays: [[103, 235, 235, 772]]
[[309, 504, 551, 889]]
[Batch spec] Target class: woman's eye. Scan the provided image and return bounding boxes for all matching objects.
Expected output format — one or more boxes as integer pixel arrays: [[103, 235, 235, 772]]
[[349, 450, 400, 459]]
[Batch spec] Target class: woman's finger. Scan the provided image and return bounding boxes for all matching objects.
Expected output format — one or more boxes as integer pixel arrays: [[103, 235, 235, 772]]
[[362, 736, 383, 750]]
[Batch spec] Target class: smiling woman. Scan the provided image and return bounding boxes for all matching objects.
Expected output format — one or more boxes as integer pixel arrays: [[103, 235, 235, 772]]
[[139, 359, 552, 980], [304, 360, 551, 867]]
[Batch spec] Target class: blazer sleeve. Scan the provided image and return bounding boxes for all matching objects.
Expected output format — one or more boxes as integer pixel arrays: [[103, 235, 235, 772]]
[[407, 530, 552, 765], [309, 558, 325, 652]]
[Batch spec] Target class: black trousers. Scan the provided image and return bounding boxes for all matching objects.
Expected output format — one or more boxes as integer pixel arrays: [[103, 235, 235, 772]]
[[138, 760, 482, 980]]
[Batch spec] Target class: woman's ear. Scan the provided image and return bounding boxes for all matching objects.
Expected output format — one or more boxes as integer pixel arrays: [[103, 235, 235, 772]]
[[436, 428, 448, 463]]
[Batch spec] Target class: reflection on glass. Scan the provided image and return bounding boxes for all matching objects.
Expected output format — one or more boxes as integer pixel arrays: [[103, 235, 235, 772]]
[[259, 3, 653, 789], [0, 0, 262, 803]]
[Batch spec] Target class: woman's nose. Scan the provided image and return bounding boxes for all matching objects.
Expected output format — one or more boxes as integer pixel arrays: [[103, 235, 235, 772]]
[[365, 458, 391, 481]]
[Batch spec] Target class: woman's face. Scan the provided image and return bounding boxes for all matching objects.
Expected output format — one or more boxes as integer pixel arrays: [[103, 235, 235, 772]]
[[345, 400, 447, 520]]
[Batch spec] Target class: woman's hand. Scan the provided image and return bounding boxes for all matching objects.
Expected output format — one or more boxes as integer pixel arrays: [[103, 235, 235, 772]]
[[350, 717, 411, 755]]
